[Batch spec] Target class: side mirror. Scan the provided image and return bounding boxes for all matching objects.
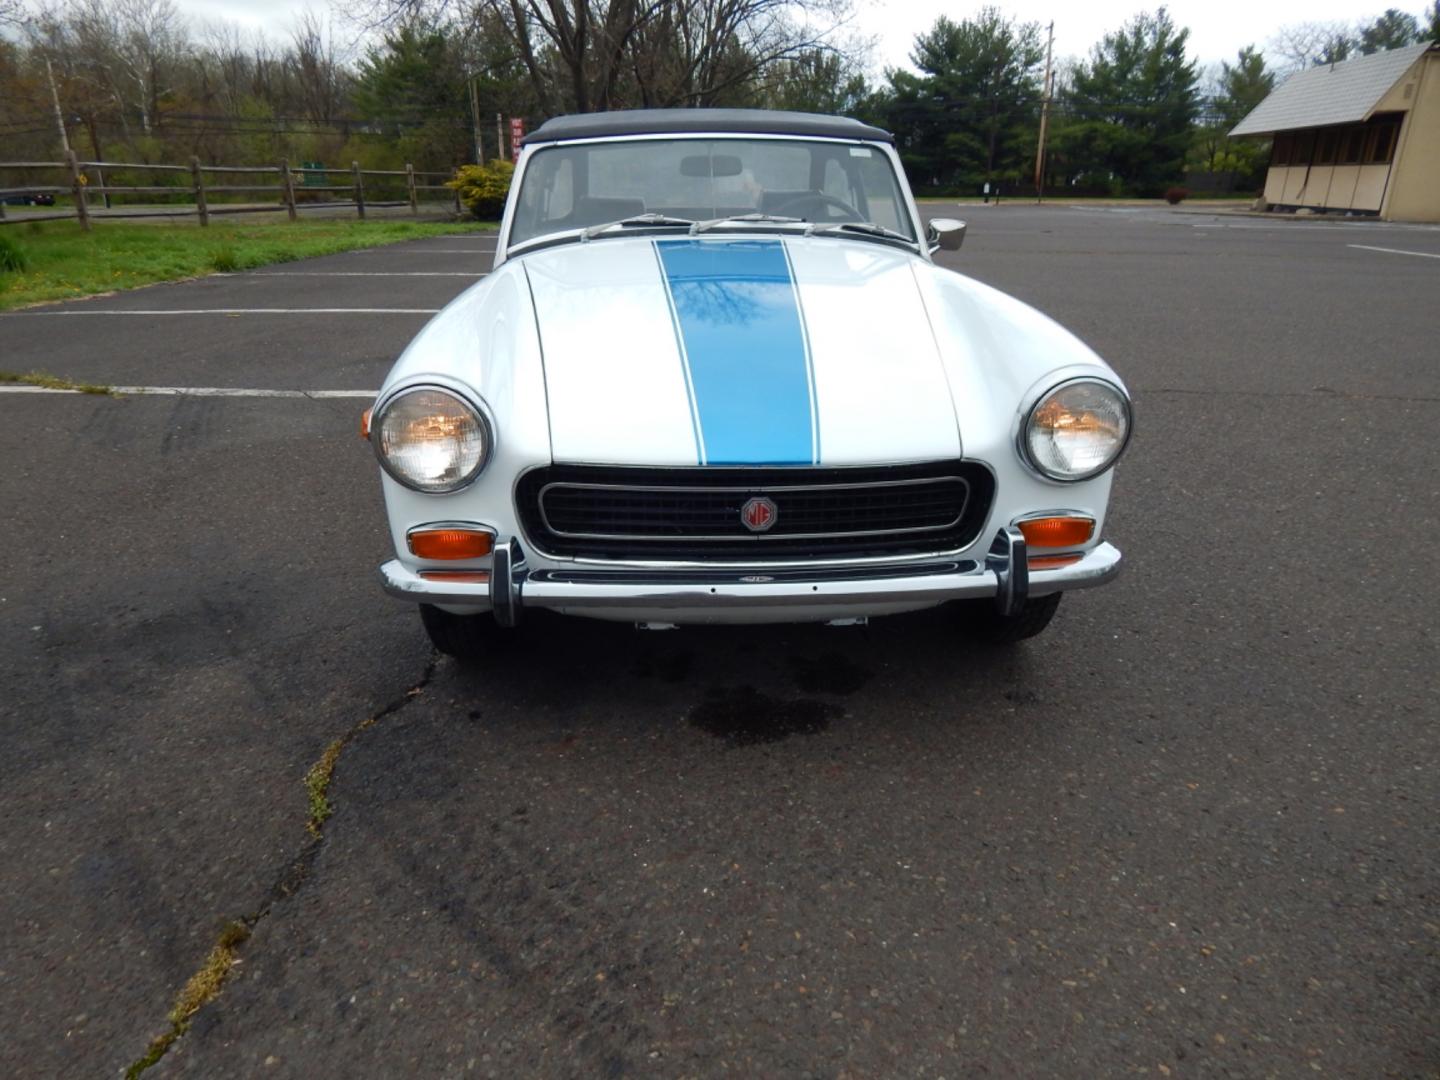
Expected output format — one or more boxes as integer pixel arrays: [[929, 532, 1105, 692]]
[[926, 218, 966, 253]]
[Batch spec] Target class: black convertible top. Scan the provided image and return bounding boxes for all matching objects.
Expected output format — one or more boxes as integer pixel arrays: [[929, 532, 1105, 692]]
[[522, 109, 893, 146]]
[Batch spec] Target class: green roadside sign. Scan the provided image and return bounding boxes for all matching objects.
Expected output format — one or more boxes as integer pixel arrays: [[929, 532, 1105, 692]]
[[301, 162, 325, 186]]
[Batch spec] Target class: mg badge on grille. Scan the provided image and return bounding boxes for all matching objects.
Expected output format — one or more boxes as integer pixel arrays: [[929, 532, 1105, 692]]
[[741, 496, 778, 533]]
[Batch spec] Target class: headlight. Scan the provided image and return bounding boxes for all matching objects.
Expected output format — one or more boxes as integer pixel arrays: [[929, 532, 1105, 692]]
[[372, 387, 490, 492], [1022, 378, 1131, 481]]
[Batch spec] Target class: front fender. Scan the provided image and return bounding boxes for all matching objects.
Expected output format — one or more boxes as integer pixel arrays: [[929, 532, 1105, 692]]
[[375, 264, 552, 568]]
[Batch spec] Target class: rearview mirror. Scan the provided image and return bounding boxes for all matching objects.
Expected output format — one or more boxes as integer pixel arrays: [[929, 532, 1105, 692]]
[[680, 154, 744, 178], [926, 218, 966, 253]]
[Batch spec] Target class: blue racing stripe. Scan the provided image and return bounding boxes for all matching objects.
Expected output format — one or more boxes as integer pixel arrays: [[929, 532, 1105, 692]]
[[655, 239, 815, 465]]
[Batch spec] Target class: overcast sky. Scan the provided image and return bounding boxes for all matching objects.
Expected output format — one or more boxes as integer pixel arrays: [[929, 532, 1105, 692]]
[[853, 0, 1427, 70], [173, 0, 1426, 75]]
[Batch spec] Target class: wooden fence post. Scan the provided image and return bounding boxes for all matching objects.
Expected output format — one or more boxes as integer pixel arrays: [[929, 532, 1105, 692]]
[[66, 149, 90, 231], [191, 156, 209, 227], [453, 177, 462, 216], [405, 163, 418, 215], [281, 159, 297, 222], [351, 160, 365, 220]]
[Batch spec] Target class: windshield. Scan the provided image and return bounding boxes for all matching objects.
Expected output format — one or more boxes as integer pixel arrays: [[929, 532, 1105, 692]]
[[508, 137, 915, 248]]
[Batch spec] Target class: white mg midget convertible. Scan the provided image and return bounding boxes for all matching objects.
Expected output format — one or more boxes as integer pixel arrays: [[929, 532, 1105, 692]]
[[368, 110, 1131, 658]]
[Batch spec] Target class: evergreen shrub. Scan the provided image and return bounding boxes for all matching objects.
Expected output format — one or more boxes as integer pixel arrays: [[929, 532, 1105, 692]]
[[448, 160, 515, 220]]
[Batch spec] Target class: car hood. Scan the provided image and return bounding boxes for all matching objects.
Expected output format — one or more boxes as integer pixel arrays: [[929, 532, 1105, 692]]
[[520, 235, 963, 467]]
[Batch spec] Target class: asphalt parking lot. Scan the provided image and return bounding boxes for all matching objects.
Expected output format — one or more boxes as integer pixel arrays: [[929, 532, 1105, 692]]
[[2, 207, 1437, 1078]]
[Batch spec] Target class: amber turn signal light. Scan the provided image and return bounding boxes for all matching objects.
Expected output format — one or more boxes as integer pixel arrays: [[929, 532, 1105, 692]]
[[360, 408, 371, 439], [1029, 553, 1083, 571], [1017, 515, 1094, 548], [407, 527, 494, 560], [419, 570, 491, 583]]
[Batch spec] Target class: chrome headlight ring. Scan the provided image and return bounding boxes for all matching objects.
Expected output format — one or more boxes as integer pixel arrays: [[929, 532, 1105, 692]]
[[370, 382, 496, 493], [1019, 376, 1133, 483]]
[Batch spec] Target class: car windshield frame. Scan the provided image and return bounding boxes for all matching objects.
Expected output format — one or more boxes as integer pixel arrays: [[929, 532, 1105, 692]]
[[501, 133, 921, 258]]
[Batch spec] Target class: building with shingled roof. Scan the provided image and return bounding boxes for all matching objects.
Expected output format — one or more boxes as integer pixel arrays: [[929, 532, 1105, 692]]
[[1230, 42, 1439, 221]]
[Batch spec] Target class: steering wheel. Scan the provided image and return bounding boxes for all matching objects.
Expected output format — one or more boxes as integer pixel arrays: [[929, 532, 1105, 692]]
[[769, 192, 863, 223]]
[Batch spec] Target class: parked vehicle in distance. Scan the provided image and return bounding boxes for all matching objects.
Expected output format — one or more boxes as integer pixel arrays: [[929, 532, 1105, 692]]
[[1, 192, 56, 207], [367, 109, 1131, 658]]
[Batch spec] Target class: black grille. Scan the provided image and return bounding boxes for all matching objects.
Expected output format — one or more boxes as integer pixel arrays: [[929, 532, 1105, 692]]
[[516, 462, 995, 560]]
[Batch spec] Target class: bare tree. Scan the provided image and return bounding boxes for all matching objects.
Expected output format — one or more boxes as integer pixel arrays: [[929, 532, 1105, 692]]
[[357, 0, 854, 113], [628, 0, 851, 107], [22, 4, 131, 151], [36, 0, 186, 137], [290, 10, 348, 123], [1, 0, 31, 28], [195, 19, 252, 114], [113, 0, 186, 134], [1268, 21, 1355, 72]]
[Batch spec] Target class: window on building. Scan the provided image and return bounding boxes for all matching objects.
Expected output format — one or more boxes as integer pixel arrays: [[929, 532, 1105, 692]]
[[1272, 134, 1294, 166], [1340, 127, 1366, 164], [1365, 118, 1400, 164], [1315, 129, 1340, 164], [1293, 131, 1315, 165]]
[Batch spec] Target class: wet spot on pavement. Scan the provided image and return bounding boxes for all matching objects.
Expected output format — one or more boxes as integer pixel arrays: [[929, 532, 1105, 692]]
[[632, 650, 694, 683], [789, 651, 873, 695], [688, 686, 841, 745]]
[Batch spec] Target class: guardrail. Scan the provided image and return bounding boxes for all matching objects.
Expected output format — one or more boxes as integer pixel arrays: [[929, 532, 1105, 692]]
[[0, 152, 461, 229]]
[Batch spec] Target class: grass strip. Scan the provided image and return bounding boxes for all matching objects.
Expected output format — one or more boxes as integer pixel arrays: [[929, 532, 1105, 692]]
[[0, 218, 495, 310], [0, 370, 115, 395]]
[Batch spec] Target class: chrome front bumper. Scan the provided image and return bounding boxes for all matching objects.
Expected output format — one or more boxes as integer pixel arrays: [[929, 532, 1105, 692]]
[[379, 530, 1123, 626]]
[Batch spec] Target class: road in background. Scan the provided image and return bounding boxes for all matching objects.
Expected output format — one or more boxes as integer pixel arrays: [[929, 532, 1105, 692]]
[[1, 210, 1435, 1077]]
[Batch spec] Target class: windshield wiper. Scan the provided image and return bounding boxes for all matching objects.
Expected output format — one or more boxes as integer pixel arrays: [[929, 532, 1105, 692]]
[[581, 213, 695, 240], [808, 221, 917, 249], [690, 213, 804, 234]]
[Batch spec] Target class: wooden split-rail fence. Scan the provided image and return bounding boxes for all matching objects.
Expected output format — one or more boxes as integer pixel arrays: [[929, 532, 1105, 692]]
[[0, 152, 461, 228]]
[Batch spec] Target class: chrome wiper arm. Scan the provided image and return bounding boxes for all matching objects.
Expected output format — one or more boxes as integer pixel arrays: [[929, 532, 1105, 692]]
[[808, 221, 918, 248], [690, 213, 804, 234], [581, 213, 695, 240]]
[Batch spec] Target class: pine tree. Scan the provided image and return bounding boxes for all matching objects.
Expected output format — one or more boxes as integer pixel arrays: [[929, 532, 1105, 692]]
[[1057, 8, 1199, 195], [881, 8, 1044, 192], [1217, 46, 1274, 128], [1359, 9, 1421, 53]]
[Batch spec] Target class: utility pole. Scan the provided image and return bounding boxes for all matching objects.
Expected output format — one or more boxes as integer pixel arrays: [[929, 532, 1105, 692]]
[[1033, 21, 1054, 202], [45, 58, 71, 156], [496, 113, 506, 161], [469, 76, 484, 164]]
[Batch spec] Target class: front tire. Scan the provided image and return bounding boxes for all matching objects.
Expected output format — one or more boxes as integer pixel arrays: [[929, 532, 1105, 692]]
[[419, 604, 504, 661], [956, 592, 1062, 645]]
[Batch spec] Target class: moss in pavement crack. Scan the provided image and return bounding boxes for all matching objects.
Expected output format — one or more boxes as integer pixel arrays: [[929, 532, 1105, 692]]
[[125, 921, 251, 1078], [0, 370, 115, 395], [123, 655, 438, 1075], [304, 658, 435, 835]]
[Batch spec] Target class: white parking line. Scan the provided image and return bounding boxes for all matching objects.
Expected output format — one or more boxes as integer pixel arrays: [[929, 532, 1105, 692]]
[[356, 248, 494, 254], [1177, 219, 1435, 233], [1348, 244, 1440, 260], [241, 272, 486, 277], [1, 308, 440, 316], [0, 385, 377, 397]]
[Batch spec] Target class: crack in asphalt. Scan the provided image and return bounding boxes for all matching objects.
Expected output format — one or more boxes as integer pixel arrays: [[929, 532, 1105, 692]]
[[123, 653, 440, 1077]]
